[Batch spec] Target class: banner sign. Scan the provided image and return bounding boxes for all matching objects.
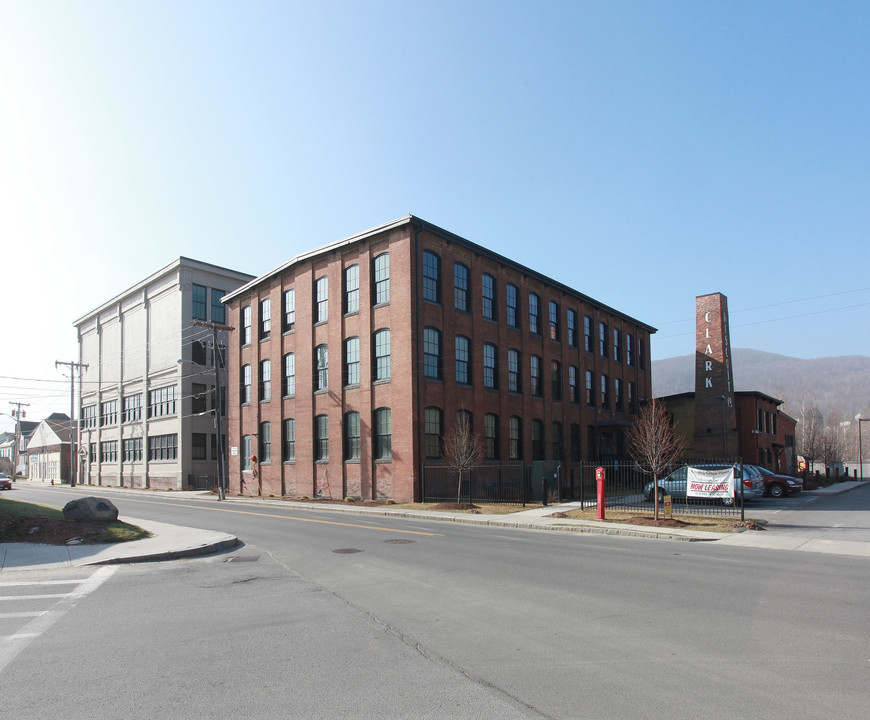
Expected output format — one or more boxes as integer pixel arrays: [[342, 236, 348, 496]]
[[686, 467, 735, 499]]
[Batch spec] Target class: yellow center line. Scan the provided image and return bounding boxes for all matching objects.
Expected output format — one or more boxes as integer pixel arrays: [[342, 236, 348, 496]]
[[27, 490, 443, 537]]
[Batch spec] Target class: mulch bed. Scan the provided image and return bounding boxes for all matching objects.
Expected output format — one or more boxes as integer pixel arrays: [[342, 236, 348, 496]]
[[0, 516, 116, 545]]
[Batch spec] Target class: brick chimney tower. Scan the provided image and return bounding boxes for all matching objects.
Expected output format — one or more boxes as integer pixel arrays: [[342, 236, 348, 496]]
[[694, 293, 738, 459]]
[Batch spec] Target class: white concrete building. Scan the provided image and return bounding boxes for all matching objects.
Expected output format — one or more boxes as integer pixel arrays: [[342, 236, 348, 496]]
[[75, 257, 254, 490]]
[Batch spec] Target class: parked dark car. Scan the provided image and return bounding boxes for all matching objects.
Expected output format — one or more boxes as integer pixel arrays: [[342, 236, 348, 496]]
[[643, 464, 764, 506], [0, 473, 12, 490], [755, 466, 802, 497]]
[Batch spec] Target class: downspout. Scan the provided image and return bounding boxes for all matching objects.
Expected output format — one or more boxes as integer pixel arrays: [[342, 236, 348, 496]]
[[412, 221, 423, 501]]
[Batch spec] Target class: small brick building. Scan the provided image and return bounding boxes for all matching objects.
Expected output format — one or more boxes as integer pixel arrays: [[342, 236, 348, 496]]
[[222, 216, 656, 503]]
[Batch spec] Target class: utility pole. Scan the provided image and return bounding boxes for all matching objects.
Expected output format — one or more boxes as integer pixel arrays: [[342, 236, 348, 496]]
[[56, 360, 88, 487], [193, 320, 232, 500], [9, 401, 29, 481]]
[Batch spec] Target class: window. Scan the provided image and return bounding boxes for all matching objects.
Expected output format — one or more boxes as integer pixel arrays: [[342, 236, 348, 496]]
[[192, 383, 208, 414], [639, 338, 646, 370], [100, 400, 118, 427], [530, 355, 542, 397], [344, 264, 359, 314], [282, 418, 295, 462], [241, 435, 252, 471], [240, 365, 252, 404], [314, 414, 329, 461], [315, 345, 329, 391], [626, 333, 633, 366], [584, 315, 593, 353], [600, 374, 609, 409], [482, 273, 496, 320], [344, 412, 361, 461], [509, 416, 523, 460], [551, 361, 562, 401], [628, 381, 636, 413], [374, 408, 392, 460], [454, 263, 469, 311], [586, 370, 595, 407], [549, 301, 560, 341], [373, 329, 390, 381], [483, 343, 498, 389], [529, 293, 540, 335], [211, 289, 226, 324], [552, 421, 563, 461], [192, 284, 207, 321], [122, 395, 141, 423], [568, 366, 579, 403], [315, 276, 328, 323], [506, 284, 519, 328], [259, 298, 271, 340], [259, 359, 271, 401], [148, 385, 177, 418], [508, 349, 520, 393], [455, 335, 471, 384], [148, 434, 178, 461], [373, 253, 390, 305], [344, 337, 360, 386], [424, 407, 443, 458], [259, 422, 271, 463], [456, 409, 473, 433], [192, 340, 207, 366], [587, 426, 597, 462], [570, 424, 581, 462], [100, 440, 118, 463], [192, 433, 207, 460], [599, 322, 608, 357], [567, 309, 577, 347], [484, 413, 498, 460], [423, 250, 441, 303], [89, 444, 96, 463], [282, 353, 295, 396], [613, 328, 621, 362], [423, 327, 442, 379], [532, 419, 544, 461], [283, 288, 295, 332], [241, 306, 252, 346], [123, 437, 142, 462], [82, 405, 97, 429], [614, 378, 623, 411]]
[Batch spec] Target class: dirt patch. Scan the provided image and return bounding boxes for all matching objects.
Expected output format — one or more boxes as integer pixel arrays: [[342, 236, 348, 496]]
[[431, 503, 481, 512], [731, 520, 766, 531], [0, 516, 120, 545], [624, 516, 691, 529]]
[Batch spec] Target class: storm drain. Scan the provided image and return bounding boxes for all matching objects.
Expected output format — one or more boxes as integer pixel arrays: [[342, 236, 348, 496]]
[[225, 555, 261, 563], [384, 539, 416, 544], [332, 548, 364, 554]]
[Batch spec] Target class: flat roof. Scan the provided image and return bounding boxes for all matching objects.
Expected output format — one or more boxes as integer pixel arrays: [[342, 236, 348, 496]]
[[73, 256, 255, 326], [223, 215, 656, 332]]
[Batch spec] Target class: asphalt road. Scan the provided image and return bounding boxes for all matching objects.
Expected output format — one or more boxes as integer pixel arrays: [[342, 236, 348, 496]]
[[3, 485, 869, 719]]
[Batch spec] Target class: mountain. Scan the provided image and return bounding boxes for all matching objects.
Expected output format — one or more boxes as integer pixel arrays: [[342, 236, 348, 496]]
[[652, 349, 870, 421]]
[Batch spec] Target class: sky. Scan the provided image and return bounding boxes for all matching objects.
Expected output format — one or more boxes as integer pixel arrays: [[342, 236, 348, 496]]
[[1, 0, 869, 429]]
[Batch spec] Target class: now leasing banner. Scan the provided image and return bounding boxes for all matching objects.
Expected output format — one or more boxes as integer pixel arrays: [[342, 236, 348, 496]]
[[686, 467, 735, 499]]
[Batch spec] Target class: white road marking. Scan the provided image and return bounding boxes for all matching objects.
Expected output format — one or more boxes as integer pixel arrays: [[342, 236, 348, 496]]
[[0, 566, 118, 674]]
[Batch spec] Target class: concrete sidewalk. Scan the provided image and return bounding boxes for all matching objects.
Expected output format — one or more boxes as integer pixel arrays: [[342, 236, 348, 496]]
[[2, 480, 868, 571], [0, 517, 239, 571]]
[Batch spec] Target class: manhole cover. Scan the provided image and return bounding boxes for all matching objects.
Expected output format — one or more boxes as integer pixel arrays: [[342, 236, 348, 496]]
[[332, 548, 364, 554], [225, 555, 261, 563], [384, 539, 416, 544]]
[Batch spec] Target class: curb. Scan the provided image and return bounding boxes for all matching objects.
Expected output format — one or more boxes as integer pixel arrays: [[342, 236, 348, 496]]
[[87, 536, 241, 566]]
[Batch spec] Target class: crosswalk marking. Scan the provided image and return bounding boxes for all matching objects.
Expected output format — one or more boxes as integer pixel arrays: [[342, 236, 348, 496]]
[[0, 566, 118, 674]]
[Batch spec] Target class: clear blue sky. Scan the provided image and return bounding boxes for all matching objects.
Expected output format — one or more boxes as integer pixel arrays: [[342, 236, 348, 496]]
[[2, 0, 869, 426]]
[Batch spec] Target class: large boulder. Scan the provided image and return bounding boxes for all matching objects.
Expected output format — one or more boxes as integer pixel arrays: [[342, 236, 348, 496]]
[[63, 497, 119, 523]]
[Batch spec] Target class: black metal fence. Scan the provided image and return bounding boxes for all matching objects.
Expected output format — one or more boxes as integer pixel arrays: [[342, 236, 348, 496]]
[[423, 458, 749, 517], [188, 474, 217, 491]]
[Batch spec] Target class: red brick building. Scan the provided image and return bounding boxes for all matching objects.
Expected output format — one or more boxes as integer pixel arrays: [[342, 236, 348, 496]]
[[222, 216, 655, 502]]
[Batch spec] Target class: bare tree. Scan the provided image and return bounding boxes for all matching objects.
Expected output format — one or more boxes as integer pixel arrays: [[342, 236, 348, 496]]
[[443, 412, 484, 505], [625, 398, 686, 520], [796, 396, 824, 471]]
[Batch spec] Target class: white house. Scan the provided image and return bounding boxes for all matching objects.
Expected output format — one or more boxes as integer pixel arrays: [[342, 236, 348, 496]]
[[26, 414, 72, 483]]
